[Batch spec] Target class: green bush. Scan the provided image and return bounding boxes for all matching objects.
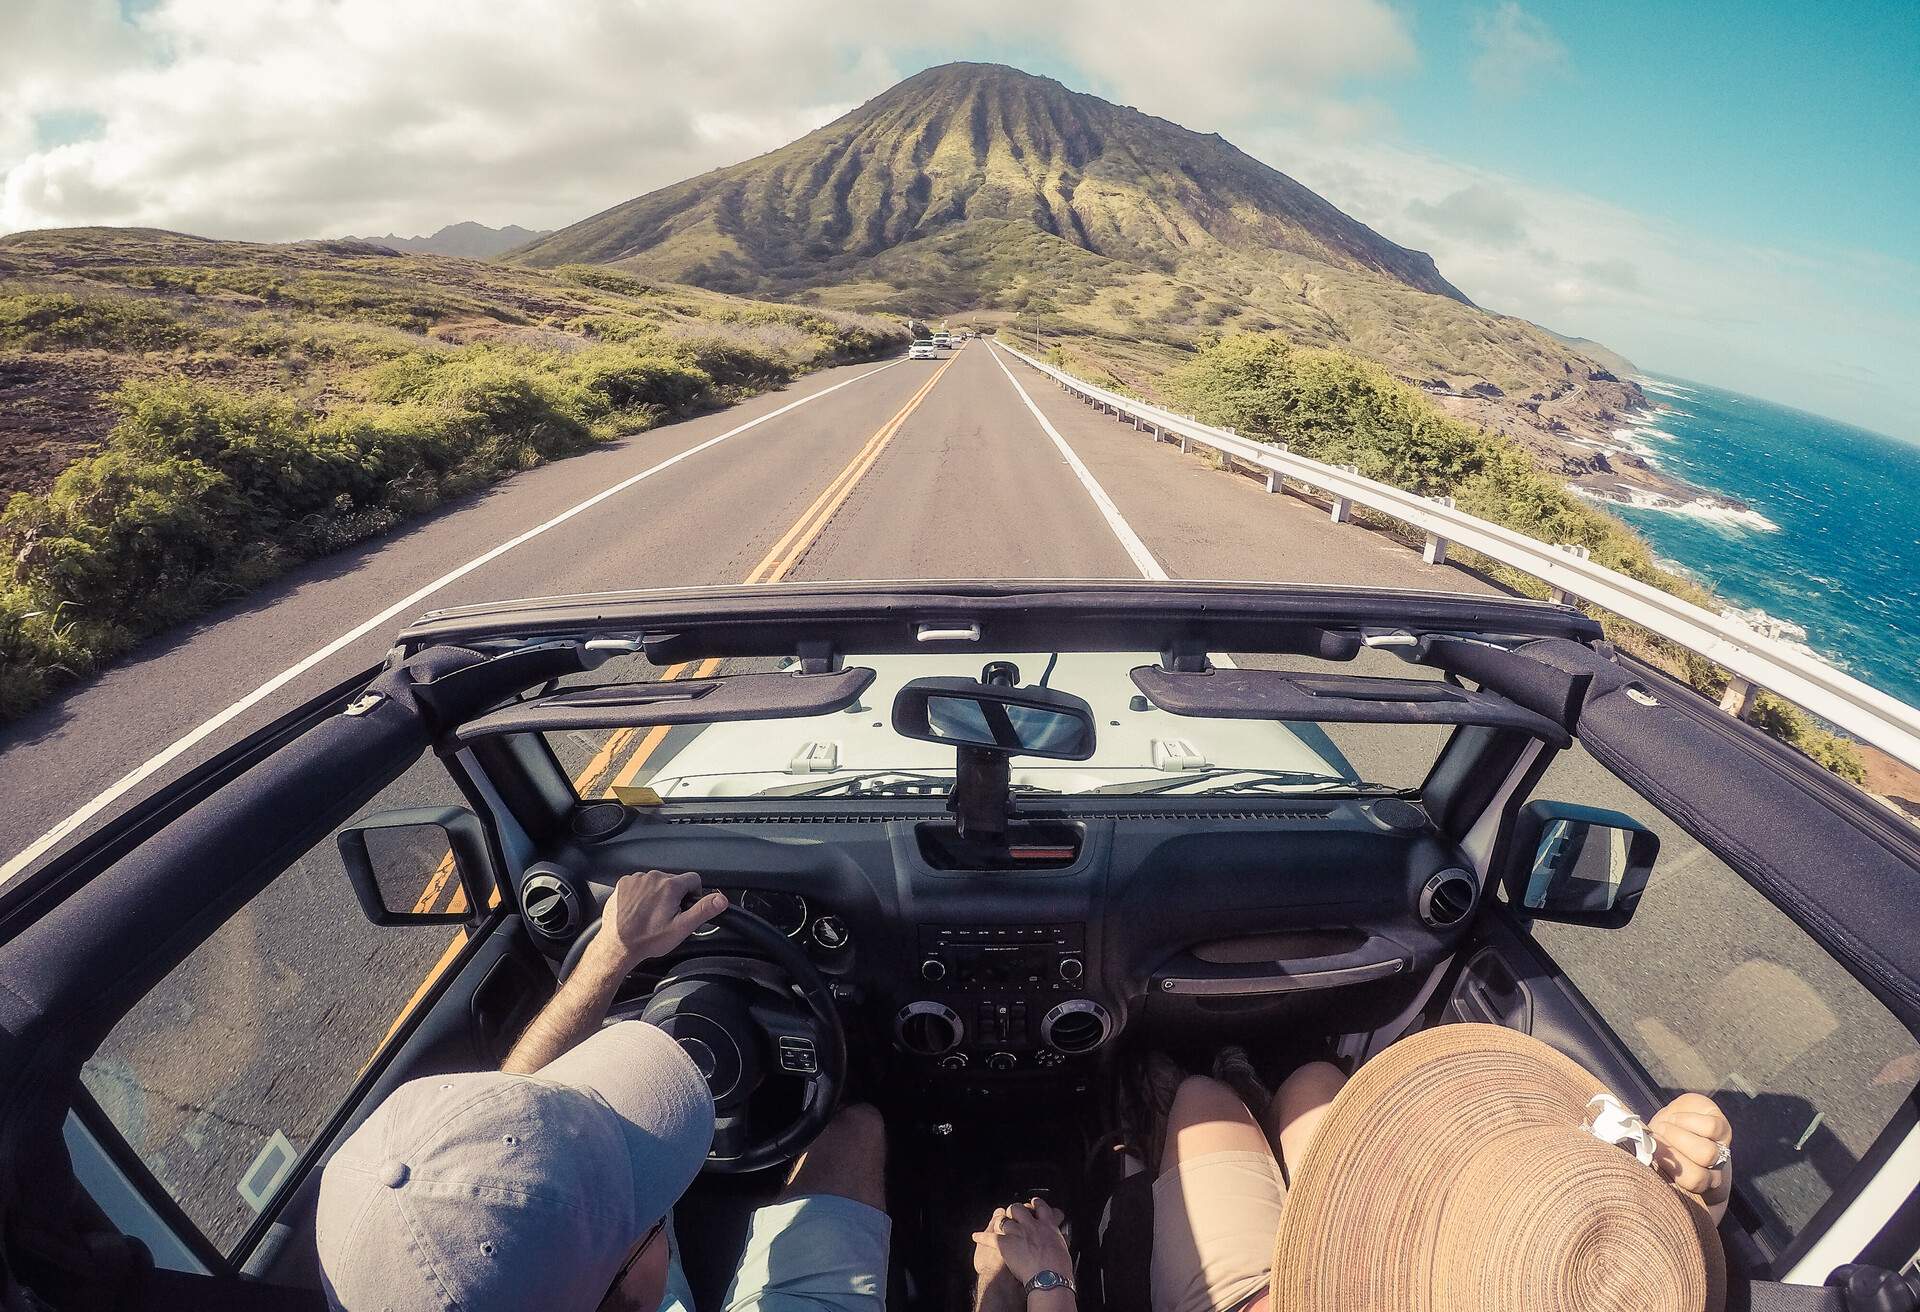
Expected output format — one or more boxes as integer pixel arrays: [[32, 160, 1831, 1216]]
[[0, 292, 192, 351], [1162, 333, 1866, 780]]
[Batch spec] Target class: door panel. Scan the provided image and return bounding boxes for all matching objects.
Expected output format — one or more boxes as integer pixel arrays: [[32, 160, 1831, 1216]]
[[253, 915, 552, 1288], [1467, 738, 1920, 1268]]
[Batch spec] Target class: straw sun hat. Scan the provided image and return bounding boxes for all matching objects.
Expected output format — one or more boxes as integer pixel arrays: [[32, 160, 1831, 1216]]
[[1268, 1023, 1725, 1312]]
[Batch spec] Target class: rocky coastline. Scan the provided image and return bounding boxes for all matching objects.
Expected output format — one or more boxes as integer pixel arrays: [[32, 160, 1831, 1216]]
[[1420, 370, 1764, 525]]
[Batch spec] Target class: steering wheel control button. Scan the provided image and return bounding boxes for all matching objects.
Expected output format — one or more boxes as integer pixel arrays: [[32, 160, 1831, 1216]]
[[777, 1036, 819, 1075], [811, 916, 850, 950]]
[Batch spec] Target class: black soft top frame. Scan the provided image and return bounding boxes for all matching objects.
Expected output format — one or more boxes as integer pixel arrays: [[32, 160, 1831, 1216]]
[[394, 579, 1604, 663]]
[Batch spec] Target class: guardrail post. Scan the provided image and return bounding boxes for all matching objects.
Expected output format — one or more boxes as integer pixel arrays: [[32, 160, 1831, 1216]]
[[1423, 496, 1456, 565], [1329, 465, 1359, 523], [1719, 677, 1759, 719], [1265, 443, 1288, 494], [1549, 544, 1592, 604], [1180, 431, 1193, 454]]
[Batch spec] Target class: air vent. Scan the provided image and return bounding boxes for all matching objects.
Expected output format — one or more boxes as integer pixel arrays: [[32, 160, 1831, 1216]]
[[521, 871, 580, 939], [1419, 869, 1479, 930], [661, 811, 895, 826], [1041, 1000, 1113, 1055], [895, 1002, 963, 1056]]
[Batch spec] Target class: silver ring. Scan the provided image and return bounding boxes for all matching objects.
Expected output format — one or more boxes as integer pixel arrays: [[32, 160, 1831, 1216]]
[[1710, 1142, 1732, 1171]]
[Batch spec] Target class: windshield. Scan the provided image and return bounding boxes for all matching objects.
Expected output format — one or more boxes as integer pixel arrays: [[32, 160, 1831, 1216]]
[[542, 649, 1452, 802]]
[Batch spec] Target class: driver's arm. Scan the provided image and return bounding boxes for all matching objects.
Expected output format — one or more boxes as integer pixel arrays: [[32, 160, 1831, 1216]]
[[502, 870, 727, 1074]]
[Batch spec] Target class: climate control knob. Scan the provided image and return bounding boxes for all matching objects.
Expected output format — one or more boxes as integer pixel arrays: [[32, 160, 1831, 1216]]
[[985, 1051, 1017, 1073], [1058, 957, 1085, 982], [921, 958, 947, 982], [938, 1052, 969, 1071]]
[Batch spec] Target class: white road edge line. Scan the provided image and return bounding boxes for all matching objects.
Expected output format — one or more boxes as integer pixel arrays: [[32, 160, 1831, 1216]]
[[988, 344, 1169, 582], [0, 361, 903, 888]]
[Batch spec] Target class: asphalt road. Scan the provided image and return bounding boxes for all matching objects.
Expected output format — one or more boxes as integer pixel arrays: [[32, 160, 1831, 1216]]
[[17, 341, 1913, 1253]]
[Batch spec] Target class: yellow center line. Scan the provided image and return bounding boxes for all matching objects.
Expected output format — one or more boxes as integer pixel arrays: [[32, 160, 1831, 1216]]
[[376, 355, 954, 1041], [410, 850, 458, 914], [599, 356, 953, 796]]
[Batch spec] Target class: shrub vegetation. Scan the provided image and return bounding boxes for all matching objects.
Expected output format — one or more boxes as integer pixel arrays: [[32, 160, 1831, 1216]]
[[1155, 334, 1864, 780], [0, 229, 908, 720]]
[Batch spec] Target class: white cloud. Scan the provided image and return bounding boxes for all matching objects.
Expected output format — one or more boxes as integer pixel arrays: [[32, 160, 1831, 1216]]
[[1256, 132, 1920, 440], [0, 0, 1413, 240], [1468, 3, 1567, 98]]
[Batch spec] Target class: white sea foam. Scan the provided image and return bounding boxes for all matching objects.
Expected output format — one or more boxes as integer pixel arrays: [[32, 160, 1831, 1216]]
[[1573, 485, 1781, 532], [1633, 375, 1700, 401], [1719, 606, 1846, 670]]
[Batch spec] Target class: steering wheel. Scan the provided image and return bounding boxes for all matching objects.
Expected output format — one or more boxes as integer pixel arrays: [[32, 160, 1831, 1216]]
[[557, 905, 847, 1174]]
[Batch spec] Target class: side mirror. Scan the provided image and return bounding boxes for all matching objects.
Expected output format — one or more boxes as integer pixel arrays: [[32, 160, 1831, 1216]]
[[1505, 801, 1658, 928], [892, 677, 1096, 760], [337, 806, 494, 925]]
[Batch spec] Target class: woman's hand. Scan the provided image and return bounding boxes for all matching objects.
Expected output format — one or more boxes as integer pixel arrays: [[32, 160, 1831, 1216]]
[[972, 1197, 1072, 1288], [586, 870, 727, 974], [1649, 1093, 1732, 1221]]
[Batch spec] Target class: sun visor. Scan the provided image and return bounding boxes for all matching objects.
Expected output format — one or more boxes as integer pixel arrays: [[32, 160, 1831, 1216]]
[[1130, 665, 1572, 747], [453, 667, 876, 742], [1405, 635, 1592, 732]]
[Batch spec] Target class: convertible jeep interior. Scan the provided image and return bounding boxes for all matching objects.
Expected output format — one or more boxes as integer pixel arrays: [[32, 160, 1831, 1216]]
[[3, 582, 1918, 1311]]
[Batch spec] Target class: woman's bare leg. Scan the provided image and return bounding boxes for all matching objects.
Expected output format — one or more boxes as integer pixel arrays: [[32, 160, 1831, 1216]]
[[1161, 1074, 1276, 1178], [1262, 1062, 1346, 1182]]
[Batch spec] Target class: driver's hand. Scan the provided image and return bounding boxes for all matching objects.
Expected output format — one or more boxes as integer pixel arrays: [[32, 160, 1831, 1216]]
[[590, 870, 726, 972]]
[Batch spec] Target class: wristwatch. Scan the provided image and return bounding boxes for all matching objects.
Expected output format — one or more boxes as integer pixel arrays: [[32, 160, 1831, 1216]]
[[1026, 1270, 1075, 1296]]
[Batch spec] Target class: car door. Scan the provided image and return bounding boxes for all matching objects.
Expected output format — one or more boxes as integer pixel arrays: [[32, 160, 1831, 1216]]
[[0, 660, 554, 1305], [1441, 653, 1920, 1286]]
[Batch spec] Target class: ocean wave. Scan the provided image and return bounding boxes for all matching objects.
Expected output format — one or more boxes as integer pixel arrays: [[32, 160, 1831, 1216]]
[[1574, 485, 1781, 532], [1720, 606, 1848, 670], [1632, 375, 1700, 400]]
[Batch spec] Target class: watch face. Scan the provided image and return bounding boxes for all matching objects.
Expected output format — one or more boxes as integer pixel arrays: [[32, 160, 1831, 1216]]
[[1030, 1271, 1068, 1290]]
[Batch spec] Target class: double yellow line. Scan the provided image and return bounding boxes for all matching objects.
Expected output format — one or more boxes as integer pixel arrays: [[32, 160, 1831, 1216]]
[[374, 355, 954, 1053], [572, 355, 954, 800]]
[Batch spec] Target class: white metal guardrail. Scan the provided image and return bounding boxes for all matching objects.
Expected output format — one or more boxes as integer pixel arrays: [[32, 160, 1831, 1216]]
[[996, 340, 1920, 768]]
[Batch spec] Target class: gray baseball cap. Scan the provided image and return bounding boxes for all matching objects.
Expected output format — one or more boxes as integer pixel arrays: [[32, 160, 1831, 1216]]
[[316, 1020, 714, 1312]]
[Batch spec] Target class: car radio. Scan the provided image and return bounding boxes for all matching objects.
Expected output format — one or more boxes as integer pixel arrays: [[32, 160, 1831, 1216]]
[[895, 925, 1111, 1071]]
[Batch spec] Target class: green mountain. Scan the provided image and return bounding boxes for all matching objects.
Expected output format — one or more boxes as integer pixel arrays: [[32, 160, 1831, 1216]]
[[511, 62, 1636, 427], [513, 62, 1464, 302]]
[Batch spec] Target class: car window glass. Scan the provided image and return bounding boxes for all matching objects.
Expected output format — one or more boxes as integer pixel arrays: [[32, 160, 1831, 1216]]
[[79, 754, 472, 1255], [1519, 742, 1919, 1246], [540, 648, 1455, 800]]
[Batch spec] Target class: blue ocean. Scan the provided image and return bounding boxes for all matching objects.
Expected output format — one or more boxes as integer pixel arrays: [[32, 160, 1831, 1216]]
[[1599, 375, 1920, 709]]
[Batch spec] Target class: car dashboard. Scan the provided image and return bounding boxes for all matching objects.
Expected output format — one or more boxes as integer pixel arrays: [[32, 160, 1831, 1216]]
[[517, 796, 1478, 1088]]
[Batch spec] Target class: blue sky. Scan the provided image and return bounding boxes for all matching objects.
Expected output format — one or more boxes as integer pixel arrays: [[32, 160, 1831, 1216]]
[[2, 1, 1916, 439], [1386, 1, 1919, 261]]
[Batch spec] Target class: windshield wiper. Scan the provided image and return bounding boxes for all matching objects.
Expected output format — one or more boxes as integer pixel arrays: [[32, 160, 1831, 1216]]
[[757, 771, 1062, 800], [1087, 769, 1407, 797]]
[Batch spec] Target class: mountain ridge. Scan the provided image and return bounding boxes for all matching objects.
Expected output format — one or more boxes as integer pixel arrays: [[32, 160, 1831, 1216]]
[[511, 63, 1466, 302], [350, 220, 551, 259], [510, 62, 1649, 464]]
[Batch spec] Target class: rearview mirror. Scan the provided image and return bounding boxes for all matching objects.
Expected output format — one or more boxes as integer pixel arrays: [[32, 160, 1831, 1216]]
[[892, 677, 1096, 760], [1506, 801, 1658, 928], [337, 806, 494, 925]]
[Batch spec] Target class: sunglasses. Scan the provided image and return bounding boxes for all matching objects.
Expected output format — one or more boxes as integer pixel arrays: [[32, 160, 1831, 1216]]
[[604, 1218, 667, 1302]]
